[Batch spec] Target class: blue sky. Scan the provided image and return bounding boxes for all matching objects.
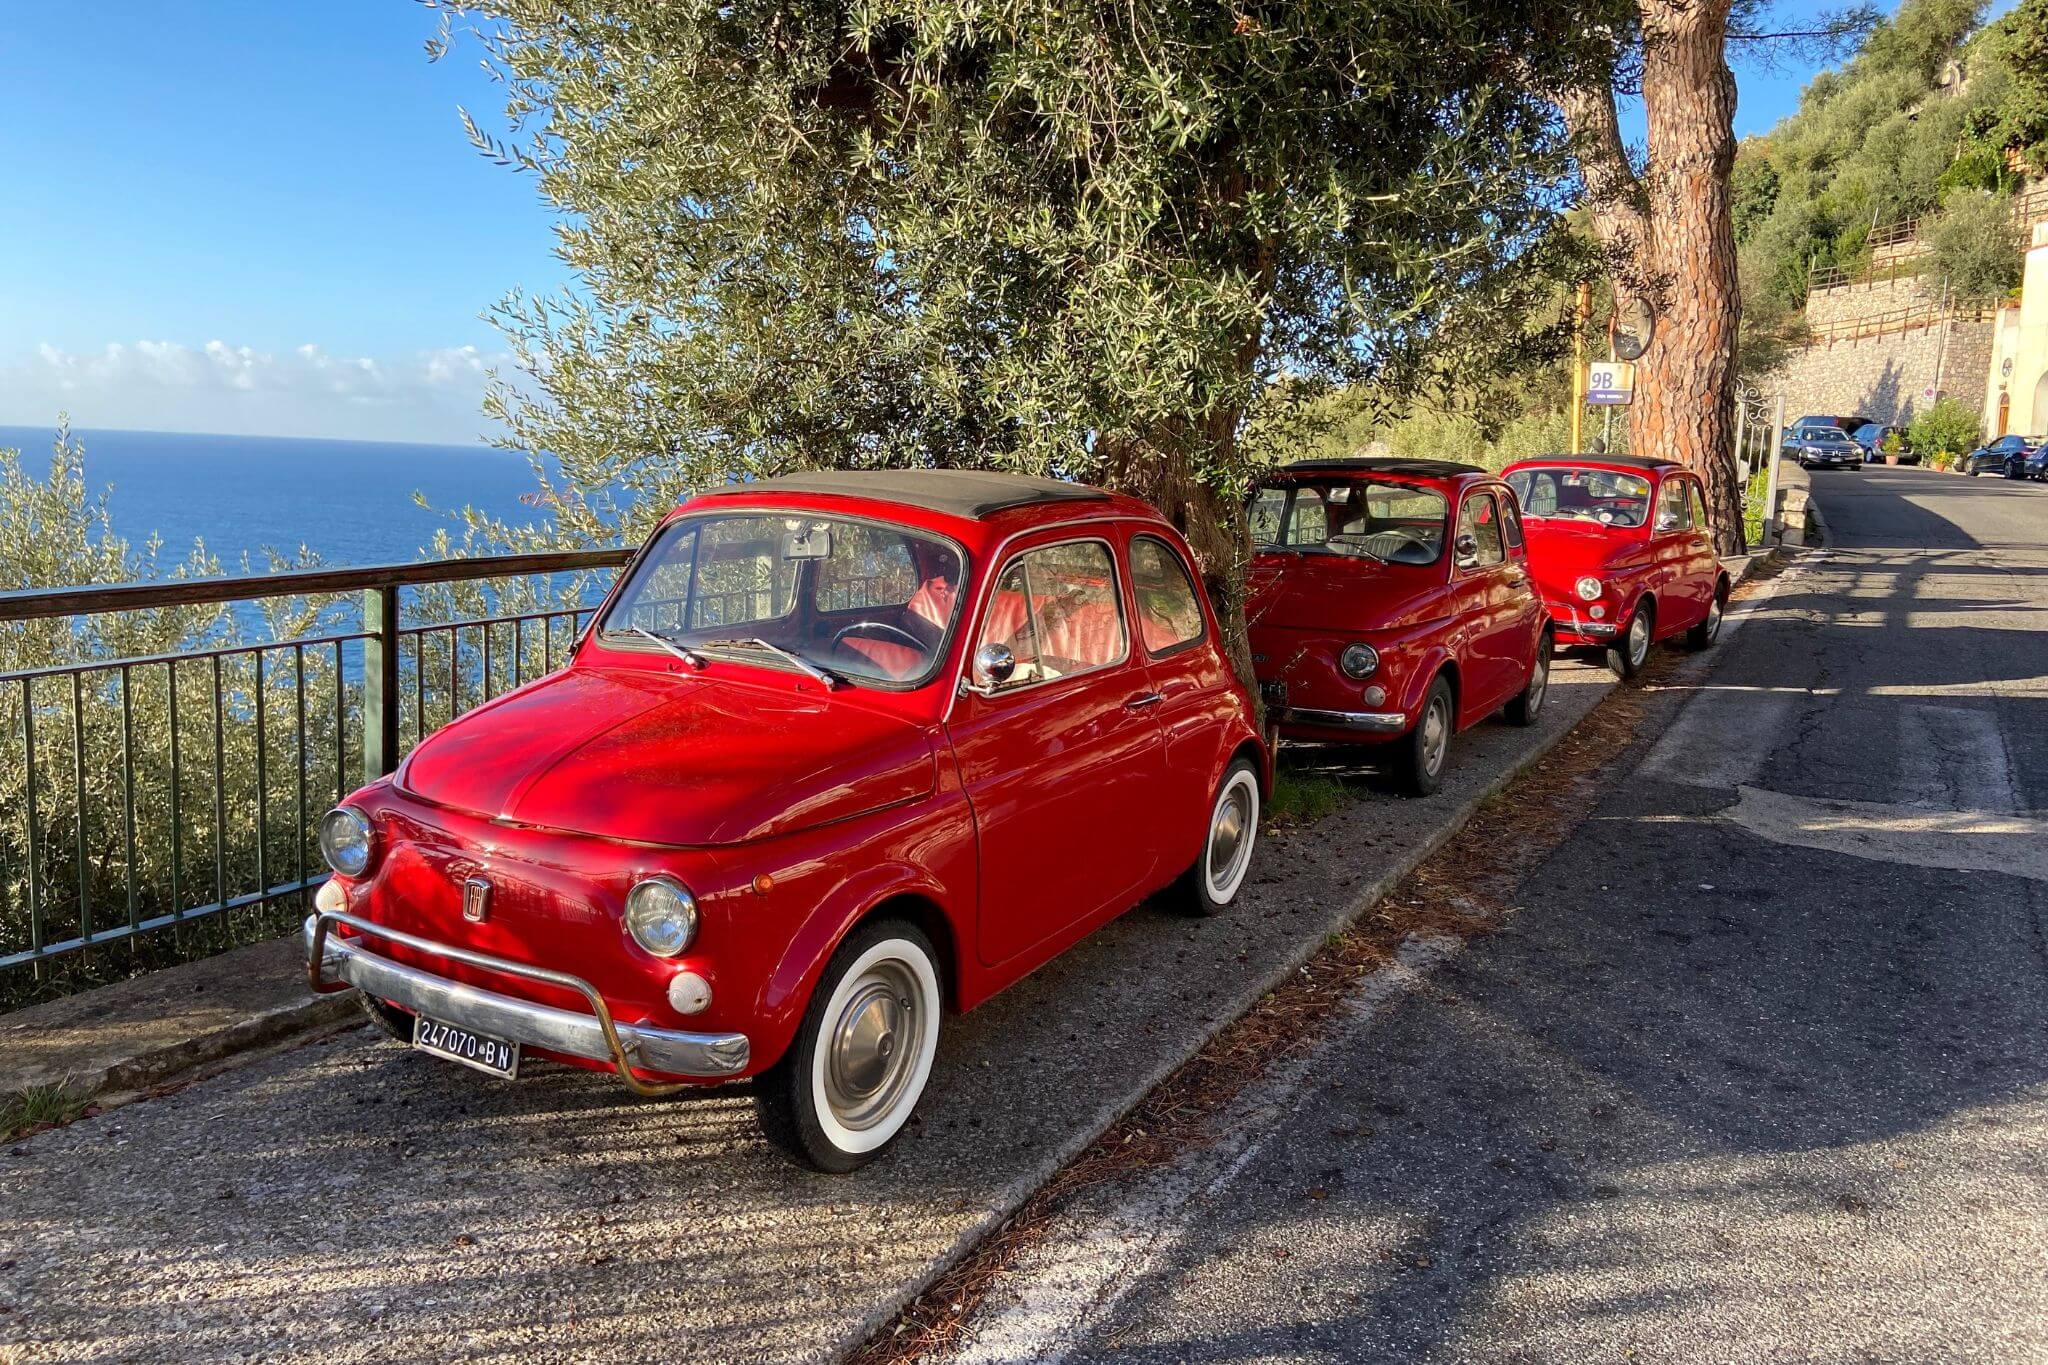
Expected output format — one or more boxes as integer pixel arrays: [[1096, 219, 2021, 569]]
[[0, 2, 1987, 444]]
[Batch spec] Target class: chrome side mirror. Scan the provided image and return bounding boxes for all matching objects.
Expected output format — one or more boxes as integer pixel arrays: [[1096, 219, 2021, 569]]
[[1656, 512, 1681, 532], [1453, 533, 1480, 568], [967, 642, 1016, 695]]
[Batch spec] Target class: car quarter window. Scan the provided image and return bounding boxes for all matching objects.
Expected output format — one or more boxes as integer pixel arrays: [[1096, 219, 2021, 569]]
[[1130, 535, 1207, 654], [1687, 481, 1709, 531], [1656, 478, 1690, 531], [1457, 492, 1505, 568], [975, 539, 1129, 691], [1498, 493, 1525, 551]]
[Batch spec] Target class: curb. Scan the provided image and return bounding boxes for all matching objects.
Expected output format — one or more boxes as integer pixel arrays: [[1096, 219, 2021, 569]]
[[0, 935, 360, 1114], [825, 675, 1618, 1362]]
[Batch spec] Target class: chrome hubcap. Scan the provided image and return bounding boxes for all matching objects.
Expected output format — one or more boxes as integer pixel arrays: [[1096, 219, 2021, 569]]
[[1707, 597, 1723, 637], [1208, 783, 1253, 895], [823, 961, 924, 1132], [1421, 696, 1450, 776], [1527, 650, 1548, 711], [1629, 612, 1650, 666]]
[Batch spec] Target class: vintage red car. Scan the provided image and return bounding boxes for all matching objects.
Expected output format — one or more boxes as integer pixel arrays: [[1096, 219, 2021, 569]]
[[305, 470, 1266, 1170], [1245, 458, 1552, 796], [1500, 455, 1728, 678]]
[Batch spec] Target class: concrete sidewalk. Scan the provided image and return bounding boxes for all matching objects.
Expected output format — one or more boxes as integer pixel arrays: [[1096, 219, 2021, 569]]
[[1, 656, 1626, 1364]]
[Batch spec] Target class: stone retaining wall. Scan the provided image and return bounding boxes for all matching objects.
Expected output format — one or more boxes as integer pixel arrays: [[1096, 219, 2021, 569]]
[[1763, 315, 1995, 426]]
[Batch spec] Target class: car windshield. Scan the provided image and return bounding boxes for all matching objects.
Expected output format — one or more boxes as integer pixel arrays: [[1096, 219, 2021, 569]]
[[1810, 427, 1850, 441], [1504, 466, 1652, 528], [600, 511, 967, 686], [1248, 479, 1447, 564]]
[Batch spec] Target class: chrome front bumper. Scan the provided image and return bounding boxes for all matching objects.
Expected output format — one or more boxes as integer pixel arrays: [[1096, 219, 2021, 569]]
[[1278, 706, 1408, 734], [305, 911, 749, 1092]]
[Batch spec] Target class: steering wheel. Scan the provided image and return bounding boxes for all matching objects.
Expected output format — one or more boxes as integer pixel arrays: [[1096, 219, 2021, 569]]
[[831, 620, 926, 653]]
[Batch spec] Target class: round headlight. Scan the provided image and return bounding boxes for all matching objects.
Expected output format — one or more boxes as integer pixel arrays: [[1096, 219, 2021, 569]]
[[318, 807, 373, 878], [625, 877, 698, 958], [1575, 576, 1603, 603], [1339, 643, 1380, 679]]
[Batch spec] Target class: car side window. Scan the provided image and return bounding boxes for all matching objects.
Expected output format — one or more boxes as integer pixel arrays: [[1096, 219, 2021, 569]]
[[1456, 492, 1505, 568], [1656, 479, 1690, 532], [1687, 481, 1709, 532], [975, 540, 1129, 691], [1498, 494, 1525, 552], [1130, 535, 1206, 655]]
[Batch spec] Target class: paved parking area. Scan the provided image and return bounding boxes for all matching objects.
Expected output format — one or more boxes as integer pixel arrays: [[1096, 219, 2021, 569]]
[[0, 659, 1615, 1362]]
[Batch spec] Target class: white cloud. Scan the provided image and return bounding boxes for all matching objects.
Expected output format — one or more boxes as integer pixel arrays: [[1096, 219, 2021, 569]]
[[3, 339, 512, 443]]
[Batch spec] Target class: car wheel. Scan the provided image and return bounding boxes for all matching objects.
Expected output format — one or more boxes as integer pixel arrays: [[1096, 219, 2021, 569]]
[[1171, 757, 1262, 916], [1606, 599, 1654, 680], [1686, 580, 1728, 650], [1503, 629, 1552, 727], [359, 992, 414, 1043], [1393, 674, 1456, 797], [754, 919, 942, 1173]]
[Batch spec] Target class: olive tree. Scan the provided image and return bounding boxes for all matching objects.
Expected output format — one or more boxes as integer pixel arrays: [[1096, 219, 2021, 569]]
[[429, 0, 1604, 687]]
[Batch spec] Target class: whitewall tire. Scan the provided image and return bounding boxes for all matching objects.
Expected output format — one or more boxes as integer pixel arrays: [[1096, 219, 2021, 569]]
[[1175, 757, 1261, 916], [754, 920, 941, 1172]]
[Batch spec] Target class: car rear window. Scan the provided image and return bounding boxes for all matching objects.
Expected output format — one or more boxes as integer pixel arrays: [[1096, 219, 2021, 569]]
[[1248, 479, 1447, 564]]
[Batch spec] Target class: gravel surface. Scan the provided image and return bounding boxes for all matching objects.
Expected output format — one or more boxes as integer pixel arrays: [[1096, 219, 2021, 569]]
[[0, 646, 1613, 1362], [949, 467, 2048, 1363]]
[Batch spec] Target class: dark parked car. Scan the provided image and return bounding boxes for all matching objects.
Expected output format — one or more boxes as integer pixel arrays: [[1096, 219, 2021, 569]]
[[2021, 442, 2048, 482], [1851, 423, 1913, 464], [1786, 425, 1864, 470], [1786, 414, 1874, 443], [1962, 434, 2037, 478]]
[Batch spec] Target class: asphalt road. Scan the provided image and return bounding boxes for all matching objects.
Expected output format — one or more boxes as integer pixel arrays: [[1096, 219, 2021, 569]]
[[0, 598, 1618, 1361], [949, 465, 2048, 1363]]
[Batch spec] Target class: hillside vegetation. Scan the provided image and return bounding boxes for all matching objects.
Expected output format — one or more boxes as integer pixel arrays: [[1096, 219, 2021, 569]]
[[1299, 0, 2048, 466], [1737, 0, 2046, 328]]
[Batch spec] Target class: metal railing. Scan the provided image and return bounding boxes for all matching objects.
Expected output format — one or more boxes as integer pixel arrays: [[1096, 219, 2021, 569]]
[[0, 549, 631, 991], [1802, 296, 1999, 345]]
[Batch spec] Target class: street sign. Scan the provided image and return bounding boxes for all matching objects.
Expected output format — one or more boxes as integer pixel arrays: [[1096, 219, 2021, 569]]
[[1587, 361, 1635, 406]]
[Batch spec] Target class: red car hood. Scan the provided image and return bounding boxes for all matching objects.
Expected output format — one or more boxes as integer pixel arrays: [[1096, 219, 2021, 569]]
[[1246, 553, 1444, 631], [396, 667, 936, 847], [1518, 520, 1648, 589]]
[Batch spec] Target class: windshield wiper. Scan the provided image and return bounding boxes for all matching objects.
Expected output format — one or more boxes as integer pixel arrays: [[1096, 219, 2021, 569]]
[[701, 636, 843, 689], [629, 625, 706, 668]]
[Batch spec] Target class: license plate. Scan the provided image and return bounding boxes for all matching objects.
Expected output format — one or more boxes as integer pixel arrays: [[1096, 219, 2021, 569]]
[[413, 1014, 520, 1079]]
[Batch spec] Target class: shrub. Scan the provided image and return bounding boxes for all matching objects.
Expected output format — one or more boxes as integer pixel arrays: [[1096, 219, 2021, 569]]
[[1925, 190, 2027, 297], [1909, 398, 1982, 459]]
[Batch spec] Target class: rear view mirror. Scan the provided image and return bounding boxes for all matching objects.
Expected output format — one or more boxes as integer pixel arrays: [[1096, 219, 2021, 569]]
[[780, 523, 833, 560]]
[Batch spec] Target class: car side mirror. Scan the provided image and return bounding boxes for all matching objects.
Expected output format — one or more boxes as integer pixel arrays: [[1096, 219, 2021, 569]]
[[1656, 512, 1682, 532], [1453, 533, 1480, 568], [967, 642, 1017, 695]]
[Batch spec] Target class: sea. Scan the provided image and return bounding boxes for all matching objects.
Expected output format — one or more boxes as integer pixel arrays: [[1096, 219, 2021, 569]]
[[0, 425, 563, 571]]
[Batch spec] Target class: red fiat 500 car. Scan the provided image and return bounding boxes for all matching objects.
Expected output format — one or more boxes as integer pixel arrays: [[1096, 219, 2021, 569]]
[[306, 470, 1266, 1170], [1500, 455, 1729, 678], [1245, 458, 1552, 796]]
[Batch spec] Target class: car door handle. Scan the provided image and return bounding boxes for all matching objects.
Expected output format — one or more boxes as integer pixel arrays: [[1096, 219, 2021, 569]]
[[1124, 692, 1164, 710]]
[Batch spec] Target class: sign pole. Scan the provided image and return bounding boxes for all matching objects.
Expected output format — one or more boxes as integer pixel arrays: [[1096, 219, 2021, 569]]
[[1571, 283, 1590, 453]]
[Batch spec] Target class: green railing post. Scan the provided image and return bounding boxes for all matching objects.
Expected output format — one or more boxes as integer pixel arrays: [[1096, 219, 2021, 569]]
[[362, 585, 401, 781]]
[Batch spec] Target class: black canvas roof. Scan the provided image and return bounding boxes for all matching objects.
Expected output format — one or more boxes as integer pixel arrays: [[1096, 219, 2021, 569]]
[[1278, 457, 1486, 478], [696, 469, 1110, 520], [1519, 453, 1681, 472]]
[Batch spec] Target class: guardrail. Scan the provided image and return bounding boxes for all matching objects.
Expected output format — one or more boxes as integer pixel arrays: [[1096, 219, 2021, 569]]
[[0, 549, 633, 990], [1803, 296, 2000, 345]]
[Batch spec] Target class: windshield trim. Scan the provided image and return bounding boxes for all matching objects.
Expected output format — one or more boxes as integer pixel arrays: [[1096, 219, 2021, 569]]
[[596, 506, 971, 693]]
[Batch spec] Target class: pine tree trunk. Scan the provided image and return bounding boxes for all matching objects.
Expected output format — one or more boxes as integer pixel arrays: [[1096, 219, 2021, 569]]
[[1633, 1, 1745, 554]]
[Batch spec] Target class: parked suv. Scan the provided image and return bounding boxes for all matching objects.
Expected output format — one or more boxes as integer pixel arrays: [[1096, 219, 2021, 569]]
[[1851, 423, 1913, 464]]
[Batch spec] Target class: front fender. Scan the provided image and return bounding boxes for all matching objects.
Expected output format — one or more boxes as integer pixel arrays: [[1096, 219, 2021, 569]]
[[747, 827, 968, 1073]]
